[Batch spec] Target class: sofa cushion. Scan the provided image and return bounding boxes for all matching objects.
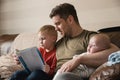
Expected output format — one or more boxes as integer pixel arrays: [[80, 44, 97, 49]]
[[0, 34, 18, 56], [10, 33, 39, 54], [98, 26, 120, 48], [89, 62, 120, 80], [104, 31, 120, 48]]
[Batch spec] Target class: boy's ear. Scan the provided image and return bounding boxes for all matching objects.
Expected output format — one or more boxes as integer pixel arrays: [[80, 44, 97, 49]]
[[52, 36, 57, 42]]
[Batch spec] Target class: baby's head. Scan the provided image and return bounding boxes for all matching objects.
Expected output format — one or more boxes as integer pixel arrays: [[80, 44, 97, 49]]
[[87, 33, 110, 53], [38, 25, 57, 49]]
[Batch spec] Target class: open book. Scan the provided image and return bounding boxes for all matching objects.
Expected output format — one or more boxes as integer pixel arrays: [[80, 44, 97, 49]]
[[16, 47, 44, 73]]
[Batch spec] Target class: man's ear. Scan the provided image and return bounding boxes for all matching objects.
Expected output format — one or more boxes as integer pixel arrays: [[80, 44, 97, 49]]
[[67, 15, 74, 24]]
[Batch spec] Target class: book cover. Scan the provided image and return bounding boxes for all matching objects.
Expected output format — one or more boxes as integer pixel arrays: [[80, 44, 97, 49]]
[[16, 47, 44, 73]]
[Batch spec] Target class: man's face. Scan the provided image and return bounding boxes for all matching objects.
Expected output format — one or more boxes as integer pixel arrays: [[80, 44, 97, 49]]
[[52, 15, 71, 37]]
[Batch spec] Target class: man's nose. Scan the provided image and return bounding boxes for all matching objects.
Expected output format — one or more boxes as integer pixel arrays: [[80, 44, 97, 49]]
[[55, 26, 59, 31]]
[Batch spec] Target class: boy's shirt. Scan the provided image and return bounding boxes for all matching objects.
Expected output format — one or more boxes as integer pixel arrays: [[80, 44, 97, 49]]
[[39, 47, 57, 76]]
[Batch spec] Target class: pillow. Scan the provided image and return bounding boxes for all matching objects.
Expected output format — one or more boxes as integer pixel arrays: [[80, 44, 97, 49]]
[[10, 33, 39, 54]]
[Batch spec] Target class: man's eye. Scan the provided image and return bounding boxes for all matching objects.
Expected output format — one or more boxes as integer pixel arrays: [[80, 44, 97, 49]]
[[56, 22, 60, 26], [93, 45, 97, 47], [39, 37, 45, 40], [39, 38, 42, 41]]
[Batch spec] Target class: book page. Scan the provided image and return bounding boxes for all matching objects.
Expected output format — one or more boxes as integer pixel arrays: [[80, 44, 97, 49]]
[[17, 47, 44, 72]]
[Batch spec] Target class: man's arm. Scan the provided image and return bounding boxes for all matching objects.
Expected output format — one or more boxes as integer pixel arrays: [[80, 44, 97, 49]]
[[58, 43, 119, 73], [79, 43, 119, 67]]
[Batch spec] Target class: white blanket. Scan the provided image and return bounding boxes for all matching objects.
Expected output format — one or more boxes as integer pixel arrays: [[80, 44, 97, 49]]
[[107, 50, 120, 66]]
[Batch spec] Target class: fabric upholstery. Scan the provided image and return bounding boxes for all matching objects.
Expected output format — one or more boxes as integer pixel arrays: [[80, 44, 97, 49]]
[[90, 27, 120, 80], [0, 54, 23, 80], [98, 26, 120, 48], [0, 34, 18, 56], [10, 33, 39, 54], [89, 62, 120, 80]]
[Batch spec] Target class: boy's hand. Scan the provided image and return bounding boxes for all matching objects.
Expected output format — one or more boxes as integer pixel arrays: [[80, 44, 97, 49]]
[[44, 63, 50, 73], [12, 53, 20, 65]]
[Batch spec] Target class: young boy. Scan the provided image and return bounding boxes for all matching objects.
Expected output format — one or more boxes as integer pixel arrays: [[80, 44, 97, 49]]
[[10, 25, 57, 80]]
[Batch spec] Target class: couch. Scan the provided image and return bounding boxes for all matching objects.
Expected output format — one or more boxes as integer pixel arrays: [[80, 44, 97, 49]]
[[89, 26, 120, 80], [0, 27, 120, 80]]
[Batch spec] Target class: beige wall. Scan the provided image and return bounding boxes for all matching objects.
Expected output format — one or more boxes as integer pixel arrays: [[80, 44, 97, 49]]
[[0, 0, 120, 34]]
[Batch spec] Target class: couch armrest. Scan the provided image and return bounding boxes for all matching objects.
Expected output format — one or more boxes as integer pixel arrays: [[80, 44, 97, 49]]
[[0, 34, 18, 56]]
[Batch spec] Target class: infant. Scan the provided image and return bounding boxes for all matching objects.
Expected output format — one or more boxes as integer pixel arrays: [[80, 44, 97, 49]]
[[73, 33, 111, 78]]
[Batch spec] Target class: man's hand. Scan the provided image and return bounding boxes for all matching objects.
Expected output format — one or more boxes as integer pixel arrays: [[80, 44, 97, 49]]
[[58, 58, 80, 73], [58, 53, 87, 73]]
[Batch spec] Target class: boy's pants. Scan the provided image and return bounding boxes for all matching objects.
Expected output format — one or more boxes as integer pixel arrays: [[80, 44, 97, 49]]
[[9, 70, 51, 80]]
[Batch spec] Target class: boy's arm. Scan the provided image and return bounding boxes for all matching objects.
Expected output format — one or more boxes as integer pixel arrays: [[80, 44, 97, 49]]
[[48, 56, 57, 76], [12, 53, 20, 65]]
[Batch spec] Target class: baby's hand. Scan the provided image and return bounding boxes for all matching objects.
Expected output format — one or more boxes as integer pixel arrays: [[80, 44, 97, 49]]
[[44, 63, 50, 73]]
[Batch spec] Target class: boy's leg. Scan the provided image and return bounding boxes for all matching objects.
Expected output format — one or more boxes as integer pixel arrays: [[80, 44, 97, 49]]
[[26, 70, 51, 80], [9, 70, 29, 80]]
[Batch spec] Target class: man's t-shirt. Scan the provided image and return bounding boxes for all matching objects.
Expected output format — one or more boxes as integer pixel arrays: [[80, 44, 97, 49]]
[[56, 30, 97, 71]]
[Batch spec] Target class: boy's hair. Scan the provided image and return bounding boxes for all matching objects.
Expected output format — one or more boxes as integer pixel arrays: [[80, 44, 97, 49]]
[[38, 25, 57, 37], [49, 3, 79, 25]]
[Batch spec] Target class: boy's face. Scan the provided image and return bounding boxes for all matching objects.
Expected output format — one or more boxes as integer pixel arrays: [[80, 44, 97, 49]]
[[38, 32, 56, 49]]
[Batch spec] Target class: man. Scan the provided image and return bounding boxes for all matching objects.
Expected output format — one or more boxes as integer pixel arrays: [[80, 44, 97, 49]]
[[49, 3, 119, 80]]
